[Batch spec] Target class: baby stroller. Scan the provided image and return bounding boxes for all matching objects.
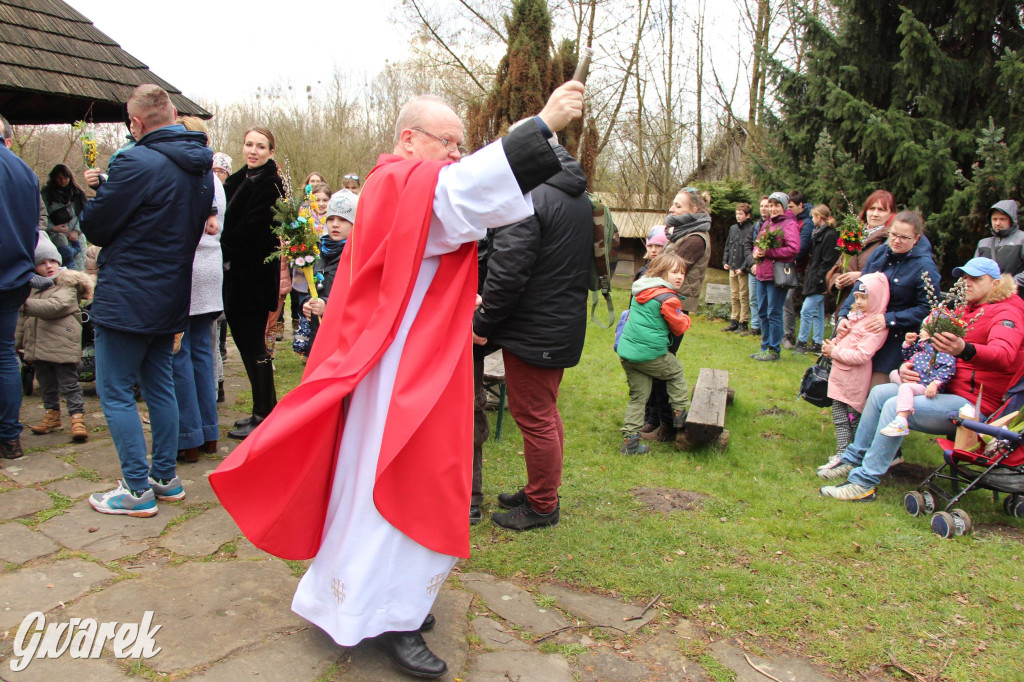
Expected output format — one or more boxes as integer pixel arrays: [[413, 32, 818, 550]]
[[77, 302, 95, 384], [903, 375, 1024, 538]]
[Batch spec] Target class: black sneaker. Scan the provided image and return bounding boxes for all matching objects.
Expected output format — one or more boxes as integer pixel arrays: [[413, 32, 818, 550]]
[[497, 488, 527, 509], [469, 505, 482, 525], [720, 319, 739, 332], [793, 341, 808, 354], [782, 335, 796, 350], [492, 503, 559, 531]]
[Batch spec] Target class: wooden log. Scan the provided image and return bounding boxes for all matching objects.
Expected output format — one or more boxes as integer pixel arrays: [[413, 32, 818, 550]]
[[685, 368, 729, 443]]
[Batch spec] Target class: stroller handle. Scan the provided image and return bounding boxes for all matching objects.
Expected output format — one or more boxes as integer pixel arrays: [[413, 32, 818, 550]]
[[947, 412, 1023, 446]]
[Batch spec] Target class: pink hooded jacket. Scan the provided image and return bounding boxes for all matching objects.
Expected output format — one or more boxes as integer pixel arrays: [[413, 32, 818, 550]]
[[826, 272, 891, 412]]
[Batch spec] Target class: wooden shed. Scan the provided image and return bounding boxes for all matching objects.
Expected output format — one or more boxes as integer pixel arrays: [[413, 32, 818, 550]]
[[0, 0, 210, 124]]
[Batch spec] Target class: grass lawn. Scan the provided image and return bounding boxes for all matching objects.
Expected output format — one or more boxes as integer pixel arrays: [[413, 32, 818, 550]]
[[272, 285, 1024, 681]]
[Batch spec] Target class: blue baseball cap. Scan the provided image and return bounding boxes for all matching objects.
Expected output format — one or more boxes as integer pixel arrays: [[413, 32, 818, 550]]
[[952, 257, 1001, 279]]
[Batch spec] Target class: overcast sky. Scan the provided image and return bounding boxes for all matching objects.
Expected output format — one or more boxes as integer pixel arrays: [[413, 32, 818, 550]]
[[65, 1, 410, 104]]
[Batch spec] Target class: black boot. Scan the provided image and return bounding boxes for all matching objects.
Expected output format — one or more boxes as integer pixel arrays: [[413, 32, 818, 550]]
[[721, 319, 739, 332], [738, 321, 749, 333], [1, 437, 24, 460], [374, 630, 447, 678], [229, 354, 277, 439], [217, 380, 225, 403]]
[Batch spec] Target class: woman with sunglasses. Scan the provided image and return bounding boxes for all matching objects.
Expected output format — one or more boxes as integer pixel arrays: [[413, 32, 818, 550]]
[[341, 173, 360, 195]]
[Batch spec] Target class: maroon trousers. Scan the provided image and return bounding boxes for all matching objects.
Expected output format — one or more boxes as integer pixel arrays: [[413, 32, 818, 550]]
[[503, 352, 564, 514]]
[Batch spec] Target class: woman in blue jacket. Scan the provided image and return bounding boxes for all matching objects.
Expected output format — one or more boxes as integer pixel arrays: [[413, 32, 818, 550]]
[[837, 210, 939, 386]]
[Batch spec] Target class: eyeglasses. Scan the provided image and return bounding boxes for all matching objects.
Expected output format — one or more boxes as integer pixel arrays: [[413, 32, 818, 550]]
[[889, 232, 917, 242], [343, 174, 359, 181], [412, 128, 468, 156]]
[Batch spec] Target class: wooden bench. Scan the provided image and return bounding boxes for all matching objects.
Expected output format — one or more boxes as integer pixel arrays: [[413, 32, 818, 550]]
[[482, 350, 507, 441], [675, 368, 733, 451]]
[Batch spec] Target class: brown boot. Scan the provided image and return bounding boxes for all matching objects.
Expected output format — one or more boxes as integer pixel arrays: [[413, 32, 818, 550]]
[[177, 447, 200, 463], [640, 423, 675, 442], [202, 439, 218, 454], [30, 409, 62, 435], [70, 414, 88, 442]]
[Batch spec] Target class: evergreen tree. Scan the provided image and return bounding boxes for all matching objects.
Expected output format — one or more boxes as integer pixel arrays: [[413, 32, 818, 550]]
[[466, 0, 553, 150], [761, 0, 1024, 273]]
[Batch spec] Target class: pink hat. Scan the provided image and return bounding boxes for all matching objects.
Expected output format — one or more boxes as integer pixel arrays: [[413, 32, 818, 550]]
[[647, 231, 668, 246]]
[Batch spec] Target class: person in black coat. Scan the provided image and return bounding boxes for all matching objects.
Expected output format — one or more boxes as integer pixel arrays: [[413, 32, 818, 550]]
[[472, 138, 592, 532], [221, 127, 284, 439], [721, 202, 755, 332], [795, 204, 840, 353]]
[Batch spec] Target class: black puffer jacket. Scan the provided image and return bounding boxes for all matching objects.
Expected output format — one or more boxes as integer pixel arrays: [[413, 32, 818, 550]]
[[803, 223, 840, 296], [221, 159, 284, 314], [473, 145, 592, 368]]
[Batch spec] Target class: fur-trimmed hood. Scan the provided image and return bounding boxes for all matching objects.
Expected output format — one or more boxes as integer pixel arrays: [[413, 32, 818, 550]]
[[55, 268, 94, 302], [982, 273, 1018, 304]]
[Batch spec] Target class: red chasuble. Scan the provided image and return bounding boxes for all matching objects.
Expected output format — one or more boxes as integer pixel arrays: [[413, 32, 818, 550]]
[[210, 155, 477, 560]]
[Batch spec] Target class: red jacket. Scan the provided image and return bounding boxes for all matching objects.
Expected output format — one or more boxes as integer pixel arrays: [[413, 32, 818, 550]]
[[211, 154, 479, 560], [941, 275, 1024, 415]]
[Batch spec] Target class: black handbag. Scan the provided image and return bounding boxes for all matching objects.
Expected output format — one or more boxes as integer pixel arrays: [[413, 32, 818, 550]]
[[799, 355, 832, 408], [773, 260, 799, 289]]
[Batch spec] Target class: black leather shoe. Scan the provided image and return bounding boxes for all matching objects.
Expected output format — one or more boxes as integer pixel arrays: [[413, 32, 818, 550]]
[[469, 505, 482, 525], [228, 416, 263, 440], [492, 503, 559, 531], [497, 488, 526, 509], [374, 630, 447, 678], [233, 415, 254, 427], [420, 613, 435, 632]]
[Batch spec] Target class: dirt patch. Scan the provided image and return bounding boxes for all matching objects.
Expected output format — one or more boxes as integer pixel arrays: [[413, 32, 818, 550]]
[[633, 487, 708, 515], [758, 407, 793, 416], [975, 522, 1024, 544], [882, 461, 933, 485]]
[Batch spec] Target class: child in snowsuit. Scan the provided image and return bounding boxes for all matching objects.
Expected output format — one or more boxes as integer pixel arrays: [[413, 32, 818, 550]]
[[616, 253, 691, 455], [878, 326, 956, 437], [16, 236, 94, 442], [816, 273, 890, 475]]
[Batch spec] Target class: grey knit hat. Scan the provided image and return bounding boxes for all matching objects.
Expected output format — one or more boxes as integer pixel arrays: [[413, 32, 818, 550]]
[[326, 189, 358, 223], [35, 231, 61, 265], [768, 192, 789, 207]]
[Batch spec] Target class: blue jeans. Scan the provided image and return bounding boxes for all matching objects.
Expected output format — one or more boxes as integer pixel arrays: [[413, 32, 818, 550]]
[[841, 383, 968, 488], [756, 280, 786, 352], [94, 324, 178, 491], [0, 285, 30, 440], [173, 314, 220, 450], [747, 273, 760, 330], [798, 294, 825, 345]]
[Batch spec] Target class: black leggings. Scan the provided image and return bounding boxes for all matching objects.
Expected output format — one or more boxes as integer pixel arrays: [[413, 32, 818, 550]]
[[225, 310, 271, 364]]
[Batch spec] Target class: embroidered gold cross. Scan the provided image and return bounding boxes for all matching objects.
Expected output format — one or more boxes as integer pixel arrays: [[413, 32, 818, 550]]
[[331, 578, 346, 604], [426, 573, 446, 596]]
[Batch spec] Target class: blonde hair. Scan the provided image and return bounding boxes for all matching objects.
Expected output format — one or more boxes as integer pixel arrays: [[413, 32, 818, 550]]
[[811, 204, 836, 228], [176, 116, 209, 146], [646, 253, 687, 280]]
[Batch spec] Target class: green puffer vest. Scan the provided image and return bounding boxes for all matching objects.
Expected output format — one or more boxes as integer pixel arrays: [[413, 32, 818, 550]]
[[617, 290, 678, 363]]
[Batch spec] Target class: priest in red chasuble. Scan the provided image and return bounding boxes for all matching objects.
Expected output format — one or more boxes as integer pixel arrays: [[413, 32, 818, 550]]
[[211, 81, 585, 678]]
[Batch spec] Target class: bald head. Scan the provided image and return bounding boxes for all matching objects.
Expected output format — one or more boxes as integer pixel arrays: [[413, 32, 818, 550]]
[[127, 84, 176, 139], [393, 95, 465, 161]]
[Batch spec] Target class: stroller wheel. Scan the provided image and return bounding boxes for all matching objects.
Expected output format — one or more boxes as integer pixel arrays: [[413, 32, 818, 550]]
[[1004, 494, 1024, 518], [950, 508, 973, 535], [920, 491, 935, 514], [931, 511, 957, 539], [904, 491, 925, 517]]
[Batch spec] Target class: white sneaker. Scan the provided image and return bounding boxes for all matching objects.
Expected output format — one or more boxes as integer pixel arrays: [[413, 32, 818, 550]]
[[819, 482, 876, 501], [817, 461, 854, 480], [817, 454, 842, 472], [880, 418, 909, 437]]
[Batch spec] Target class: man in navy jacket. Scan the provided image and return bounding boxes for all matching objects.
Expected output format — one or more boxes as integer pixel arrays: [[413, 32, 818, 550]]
[[0, 115, 41, 462], [79, 85, 213, 517]]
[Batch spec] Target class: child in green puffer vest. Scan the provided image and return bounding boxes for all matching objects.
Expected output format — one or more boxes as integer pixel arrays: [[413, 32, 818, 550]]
[[616, 253, 691, 454]]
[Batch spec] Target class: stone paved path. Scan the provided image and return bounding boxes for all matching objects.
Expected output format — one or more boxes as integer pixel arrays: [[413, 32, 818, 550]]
[[0, 347, 849, 681]]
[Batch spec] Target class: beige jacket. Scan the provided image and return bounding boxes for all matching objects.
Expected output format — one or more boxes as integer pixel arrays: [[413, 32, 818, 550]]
[[16, 270, 94, 364]]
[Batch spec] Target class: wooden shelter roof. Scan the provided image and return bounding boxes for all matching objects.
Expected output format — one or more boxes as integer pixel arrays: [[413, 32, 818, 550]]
[[0, 0, 210, 125]]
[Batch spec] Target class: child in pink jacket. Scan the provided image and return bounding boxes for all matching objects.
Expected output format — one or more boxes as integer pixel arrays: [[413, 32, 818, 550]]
[[816, 273, 890, 472]]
